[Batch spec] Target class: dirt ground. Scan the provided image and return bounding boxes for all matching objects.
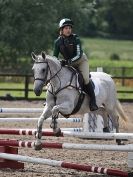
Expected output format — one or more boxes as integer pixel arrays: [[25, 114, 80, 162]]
[[0, 100, 133, 177]]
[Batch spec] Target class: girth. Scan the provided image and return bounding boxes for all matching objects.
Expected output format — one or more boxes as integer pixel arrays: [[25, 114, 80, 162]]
[[63, 91, 85, 117]]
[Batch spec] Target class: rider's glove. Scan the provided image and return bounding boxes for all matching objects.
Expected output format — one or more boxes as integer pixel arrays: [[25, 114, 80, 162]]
[[60, 60, 72, 66], [60, 60, 67, 66]]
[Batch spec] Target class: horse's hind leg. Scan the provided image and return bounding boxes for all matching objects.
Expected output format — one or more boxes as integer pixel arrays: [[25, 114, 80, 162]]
[[108, 110, 124, 145], [98, 107, 110, 132], [108, 110, 119, 132]]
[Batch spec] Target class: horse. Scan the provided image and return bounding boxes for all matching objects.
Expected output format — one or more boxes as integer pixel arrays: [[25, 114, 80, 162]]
[[31, 51, 128, 150]]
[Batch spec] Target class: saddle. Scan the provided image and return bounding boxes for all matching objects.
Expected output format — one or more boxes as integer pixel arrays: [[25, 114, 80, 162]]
[[67, 66, 95, 93]]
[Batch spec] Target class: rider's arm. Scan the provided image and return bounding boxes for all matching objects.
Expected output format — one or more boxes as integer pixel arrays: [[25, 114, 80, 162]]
[[71, 35, 83, 62], [53, 40, 60, 58]]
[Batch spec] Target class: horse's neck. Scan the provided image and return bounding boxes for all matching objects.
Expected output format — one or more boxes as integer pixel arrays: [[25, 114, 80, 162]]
[[47, 58, 60, 79], [47, 59, 73, 88], [59, 67, 73, 84]]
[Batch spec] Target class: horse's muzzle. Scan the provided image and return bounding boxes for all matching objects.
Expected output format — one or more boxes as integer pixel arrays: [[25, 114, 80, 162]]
[[33, 80, 44, 96], [34, 88, 42, 96]]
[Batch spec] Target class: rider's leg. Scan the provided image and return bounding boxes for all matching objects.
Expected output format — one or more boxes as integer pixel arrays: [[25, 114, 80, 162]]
[[74, 53, 98, 111], [84, 82, 98, 111]]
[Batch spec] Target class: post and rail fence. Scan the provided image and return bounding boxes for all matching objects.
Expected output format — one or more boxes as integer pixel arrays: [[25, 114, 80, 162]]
[[0, 67, 133, 101]]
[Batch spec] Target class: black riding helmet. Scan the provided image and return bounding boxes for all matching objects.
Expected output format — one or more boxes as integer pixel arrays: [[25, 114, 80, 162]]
[[59, 18, 73, 29]]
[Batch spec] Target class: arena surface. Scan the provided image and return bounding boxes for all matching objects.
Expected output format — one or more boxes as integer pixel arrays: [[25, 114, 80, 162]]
[[0, 101, 133, 177]]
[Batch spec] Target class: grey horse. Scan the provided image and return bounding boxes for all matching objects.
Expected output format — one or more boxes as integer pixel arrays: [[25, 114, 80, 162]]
[[32, 52, 128, 150]]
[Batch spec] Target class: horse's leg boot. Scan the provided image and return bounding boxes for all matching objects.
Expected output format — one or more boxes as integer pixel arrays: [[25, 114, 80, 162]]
[[85, 82, 98, 111]]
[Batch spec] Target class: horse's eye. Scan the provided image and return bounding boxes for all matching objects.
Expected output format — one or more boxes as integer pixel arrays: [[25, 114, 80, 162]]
[[42, 69, 45, 73]]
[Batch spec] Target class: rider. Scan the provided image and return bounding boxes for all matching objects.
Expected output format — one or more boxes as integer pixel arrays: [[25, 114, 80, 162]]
[[53, 18, 98, 111]]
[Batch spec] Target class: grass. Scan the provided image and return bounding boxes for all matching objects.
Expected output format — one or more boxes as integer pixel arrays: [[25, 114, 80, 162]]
[[116, 85, 133, 99], [89, 59, 133, 68], [81, 37, 133, 76], [82, 37, 133, 61], [0, 82, 133, 100], [0, 82, 46, 99]]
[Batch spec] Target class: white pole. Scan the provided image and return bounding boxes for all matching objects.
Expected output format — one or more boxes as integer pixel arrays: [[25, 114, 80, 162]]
[[44, 128, 83, 132], [0, 108, 43, 113], [0, 153, 128, 176], [64, 132, 133, 140], [62, 143, 133, 152], [0, 117, 82, 123], [0, 153, 62, 167], [0, 140, 132, 152], [18, 128, 82, 133]]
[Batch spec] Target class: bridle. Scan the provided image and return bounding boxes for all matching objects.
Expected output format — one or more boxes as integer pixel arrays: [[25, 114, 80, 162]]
[[34, 60, 62, 84]]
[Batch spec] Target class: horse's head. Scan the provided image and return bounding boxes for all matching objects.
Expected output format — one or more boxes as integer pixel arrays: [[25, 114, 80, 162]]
[[32, 51, 48, 96]]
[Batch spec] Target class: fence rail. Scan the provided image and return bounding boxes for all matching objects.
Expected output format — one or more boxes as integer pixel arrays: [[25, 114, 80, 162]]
[[0, 73, 133, 102]]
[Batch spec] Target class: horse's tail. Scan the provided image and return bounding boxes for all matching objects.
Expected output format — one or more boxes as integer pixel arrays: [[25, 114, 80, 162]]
[[116, 100, 128, 122]]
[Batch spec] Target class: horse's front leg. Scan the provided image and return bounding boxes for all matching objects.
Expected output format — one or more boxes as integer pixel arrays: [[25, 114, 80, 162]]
[[34, 105, 52, 150], [52, 102, 73, 118], [51, 102, 74, 134]]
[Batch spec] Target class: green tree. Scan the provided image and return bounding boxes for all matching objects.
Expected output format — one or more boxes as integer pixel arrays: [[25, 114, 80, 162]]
[[1, 0, 133, 72], [0, 0, 96, 71], [95, 0, 133, 37], [107, 0, 133, 36], [0, 0, 57, 69], [52, 0, 97, 36]]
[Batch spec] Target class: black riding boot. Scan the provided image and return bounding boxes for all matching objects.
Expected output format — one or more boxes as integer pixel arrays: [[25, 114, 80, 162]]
[[85, 82, 98, 111]]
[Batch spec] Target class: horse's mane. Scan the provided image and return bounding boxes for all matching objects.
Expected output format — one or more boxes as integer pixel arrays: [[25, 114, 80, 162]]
[[36, 53, 61, 67], [46, 55, 61, 67]]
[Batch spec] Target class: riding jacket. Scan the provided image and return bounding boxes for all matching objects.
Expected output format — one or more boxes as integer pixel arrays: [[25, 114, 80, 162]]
[[53, 34, 83, 62]]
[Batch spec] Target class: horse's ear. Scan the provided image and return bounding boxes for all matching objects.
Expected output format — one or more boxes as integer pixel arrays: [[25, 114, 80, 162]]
[[41, 51, 46, 59], [31, 52, 36, 61]]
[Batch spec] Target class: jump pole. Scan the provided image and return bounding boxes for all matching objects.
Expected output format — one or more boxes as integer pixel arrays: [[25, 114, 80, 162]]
[[0, 139, 133, 152], [64, 131, 133, 140], [0, 153, 129, 177], [0, 129, 133, 140], [0, 108, 43, 113], [0, 128, 82, 135], [0, 117, 82, 123]]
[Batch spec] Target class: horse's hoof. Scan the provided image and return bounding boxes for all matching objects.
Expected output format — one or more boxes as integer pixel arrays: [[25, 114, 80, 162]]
[[50, 123, 54, 129], [117, 142, 125, 145], [53, 128, 61, 137], [34, 142, 43, 151], [103, 127, 110, 132], [116, 139, 125, 145]]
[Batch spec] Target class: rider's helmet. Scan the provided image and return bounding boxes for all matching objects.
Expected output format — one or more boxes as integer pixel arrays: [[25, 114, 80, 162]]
[[59, 18, 73, 29]]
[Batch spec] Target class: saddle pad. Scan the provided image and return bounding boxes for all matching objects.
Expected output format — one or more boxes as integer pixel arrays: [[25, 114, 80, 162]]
[[92, 78, 100, 96]]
